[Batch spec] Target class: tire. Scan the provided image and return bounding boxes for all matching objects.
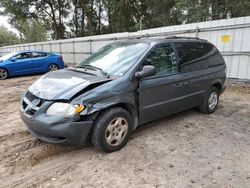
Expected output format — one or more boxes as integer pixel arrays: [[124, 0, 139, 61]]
[[199, 87, 219, 114], [92, 107, 133, 153], [48, 64, 58, 72], [0, 68, 9, 80]]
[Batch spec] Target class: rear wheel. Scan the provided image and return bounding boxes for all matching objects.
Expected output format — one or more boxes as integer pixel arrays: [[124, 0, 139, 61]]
[[0, 68, 8, 80], [92, 107, 133, 153], [48, 64, 58, 72], [199, 87, 219, 114]]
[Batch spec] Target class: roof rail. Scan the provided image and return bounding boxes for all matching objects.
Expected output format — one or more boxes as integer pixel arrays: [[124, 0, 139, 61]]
[[128, 36, 141, 40], [165, 36, 207, 41]]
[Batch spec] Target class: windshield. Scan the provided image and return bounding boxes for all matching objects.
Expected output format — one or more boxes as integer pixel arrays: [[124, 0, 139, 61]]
[[78, 42, 149, 76], [0, 52, 17, 61]]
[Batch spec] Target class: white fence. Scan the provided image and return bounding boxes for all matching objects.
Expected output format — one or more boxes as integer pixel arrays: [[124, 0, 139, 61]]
[[1, 16, 250, 80]]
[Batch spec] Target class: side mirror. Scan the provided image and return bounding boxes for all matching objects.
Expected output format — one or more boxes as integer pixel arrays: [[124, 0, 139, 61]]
[[11, 57, 16, 62], [135, 65, 156, 79]]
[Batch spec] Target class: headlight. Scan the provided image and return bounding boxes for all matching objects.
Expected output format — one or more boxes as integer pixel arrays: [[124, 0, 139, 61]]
[[46, 102, 85, 116]]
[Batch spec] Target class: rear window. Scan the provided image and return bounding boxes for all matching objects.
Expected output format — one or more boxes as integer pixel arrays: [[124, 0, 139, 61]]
[[175, 42, 215, 72], [32, 52, 48, 58]]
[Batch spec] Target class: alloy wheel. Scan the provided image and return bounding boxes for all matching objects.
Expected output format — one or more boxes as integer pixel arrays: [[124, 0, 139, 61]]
[[105, 117, 128, 146], [0, 69, 8, 80], [208, 91, 218, 110], [48, 64, 58, 71]]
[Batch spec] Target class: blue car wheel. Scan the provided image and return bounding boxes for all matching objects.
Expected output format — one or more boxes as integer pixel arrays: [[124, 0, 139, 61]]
[[0, 68, 8, 80], [48, 64, 58, 72]]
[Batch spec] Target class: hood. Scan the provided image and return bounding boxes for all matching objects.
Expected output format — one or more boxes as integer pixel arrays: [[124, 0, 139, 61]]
[[28, 69, 112, 100]]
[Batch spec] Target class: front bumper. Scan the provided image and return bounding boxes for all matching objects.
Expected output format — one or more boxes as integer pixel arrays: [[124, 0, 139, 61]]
[[19, 92, 93, 146]]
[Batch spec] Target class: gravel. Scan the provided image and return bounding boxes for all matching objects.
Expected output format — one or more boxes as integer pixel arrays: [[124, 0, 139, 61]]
[[0, 75, 250, 188]]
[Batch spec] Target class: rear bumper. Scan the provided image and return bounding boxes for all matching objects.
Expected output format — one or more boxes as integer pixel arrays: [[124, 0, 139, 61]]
[[20, 111, 93, 145]]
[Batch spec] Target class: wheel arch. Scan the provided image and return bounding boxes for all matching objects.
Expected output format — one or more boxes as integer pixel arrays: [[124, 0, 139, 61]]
[[115, 102, 138, 130], [88, 102, 138, 131], [48, 62, 58, 66], [0, 66, 10, 76], [210, 79, 223, 94]]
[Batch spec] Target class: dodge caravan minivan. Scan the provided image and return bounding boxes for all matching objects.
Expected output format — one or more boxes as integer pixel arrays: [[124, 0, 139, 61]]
[[20, 37, 226, 153]]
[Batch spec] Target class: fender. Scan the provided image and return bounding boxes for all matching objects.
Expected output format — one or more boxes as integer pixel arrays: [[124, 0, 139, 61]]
[[210, 79, 222, 87], [0, 66, 11, 75], [210, 78, 225, 94], [77, 92, 139, 130]]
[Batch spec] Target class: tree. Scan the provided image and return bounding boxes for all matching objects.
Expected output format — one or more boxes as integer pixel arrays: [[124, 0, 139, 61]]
[[0, 26, 19, 47], [103, 0, 138, 33], [25, 0, 71, 39], [226, 0, 250, 18], [144, 0, 180, 27], [175, 0, 250, 23], [0, 0, 71, 40], [16, 19, 47, 43], [1, 0, 250, 42]]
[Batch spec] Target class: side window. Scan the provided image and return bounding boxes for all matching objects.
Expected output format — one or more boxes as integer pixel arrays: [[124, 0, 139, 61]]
[[32, 52, 47, 58], [15, 52, 32, 60], [142, 44, 177, 76], [207, 48, 225, 67], [176, 42, 213, 73]]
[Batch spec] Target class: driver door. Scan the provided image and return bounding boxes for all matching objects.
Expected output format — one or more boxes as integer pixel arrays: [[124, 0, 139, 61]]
[[138, 43, 191, 124], [10, 52, 33, 74]]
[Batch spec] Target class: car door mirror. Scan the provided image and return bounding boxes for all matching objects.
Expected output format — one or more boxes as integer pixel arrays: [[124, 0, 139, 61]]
[[135, 65, 156, 79], [11, 57, 17, 62]]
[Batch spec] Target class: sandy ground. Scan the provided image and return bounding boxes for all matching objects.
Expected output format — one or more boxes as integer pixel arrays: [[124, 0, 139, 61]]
[[0, 75, 250, 188]]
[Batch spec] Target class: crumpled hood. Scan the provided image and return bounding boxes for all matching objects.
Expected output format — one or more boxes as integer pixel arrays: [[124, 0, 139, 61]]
[[29, 69, 112, 100]]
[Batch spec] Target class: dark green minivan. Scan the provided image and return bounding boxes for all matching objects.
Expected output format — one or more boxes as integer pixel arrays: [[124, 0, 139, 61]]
[[20, 37, 226, 152]]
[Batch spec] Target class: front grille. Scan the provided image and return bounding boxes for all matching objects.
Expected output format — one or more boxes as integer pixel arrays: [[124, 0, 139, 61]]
[[22, 91, 45, 116], [26, 91, 39, 102], [22, 101, 28, 110]]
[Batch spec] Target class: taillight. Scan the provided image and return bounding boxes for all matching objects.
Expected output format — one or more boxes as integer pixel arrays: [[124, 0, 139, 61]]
[[58, 55, 63, 60]]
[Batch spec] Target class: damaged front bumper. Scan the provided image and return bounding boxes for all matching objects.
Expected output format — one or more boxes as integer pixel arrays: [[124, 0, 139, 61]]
[[19, 91, 93, 146]]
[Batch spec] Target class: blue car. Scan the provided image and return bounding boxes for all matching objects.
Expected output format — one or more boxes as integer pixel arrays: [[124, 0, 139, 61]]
[[0, 50, 64, 79]]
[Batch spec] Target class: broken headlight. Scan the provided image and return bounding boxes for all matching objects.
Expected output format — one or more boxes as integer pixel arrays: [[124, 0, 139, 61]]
[[46, 102, 85, 116]]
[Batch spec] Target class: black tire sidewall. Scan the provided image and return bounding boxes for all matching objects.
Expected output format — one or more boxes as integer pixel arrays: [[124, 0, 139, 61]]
[[92, 108, 133, 153]]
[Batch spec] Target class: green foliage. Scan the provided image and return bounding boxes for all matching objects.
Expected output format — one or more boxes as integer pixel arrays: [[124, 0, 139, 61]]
[[0, 26, 19, 47], [18, 20, 47, 43], [1, 0, 250, 43], [176, 0, 250, 23]]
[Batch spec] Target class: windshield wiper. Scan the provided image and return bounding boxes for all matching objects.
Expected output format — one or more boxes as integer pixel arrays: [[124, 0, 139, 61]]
[[77, 65, 109, 78]]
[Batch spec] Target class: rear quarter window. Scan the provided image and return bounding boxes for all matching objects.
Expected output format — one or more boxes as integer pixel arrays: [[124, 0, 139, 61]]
[[32, 52, 48, 58], [175, 42, 219, 73]]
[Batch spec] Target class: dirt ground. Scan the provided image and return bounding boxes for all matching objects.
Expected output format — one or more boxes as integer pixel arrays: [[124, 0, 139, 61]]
[[0, 75, 249, 188]]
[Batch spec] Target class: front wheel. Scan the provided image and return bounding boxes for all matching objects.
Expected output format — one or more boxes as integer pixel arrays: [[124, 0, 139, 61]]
[[48, 64, 58, 72], [199, 87, 219, 114], [0, 68, 8, 80], [92, 107, 133, 153]]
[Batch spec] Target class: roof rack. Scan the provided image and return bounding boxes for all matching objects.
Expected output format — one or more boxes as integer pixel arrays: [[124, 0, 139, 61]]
[[165, 35, 207, 41]]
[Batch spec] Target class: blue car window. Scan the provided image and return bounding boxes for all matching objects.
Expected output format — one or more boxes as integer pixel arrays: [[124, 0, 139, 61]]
[[32, 52, 48, 58], [15, 52, 32, 60]]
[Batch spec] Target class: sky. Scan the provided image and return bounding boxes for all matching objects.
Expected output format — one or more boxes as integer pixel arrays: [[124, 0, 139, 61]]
[[0, 15, 18, 34]]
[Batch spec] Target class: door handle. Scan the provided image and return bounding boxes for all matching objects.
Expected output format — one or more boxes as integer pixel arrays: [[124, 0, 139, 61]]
[[183, 81, 192, 85], [173, 83, 183, 88]]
